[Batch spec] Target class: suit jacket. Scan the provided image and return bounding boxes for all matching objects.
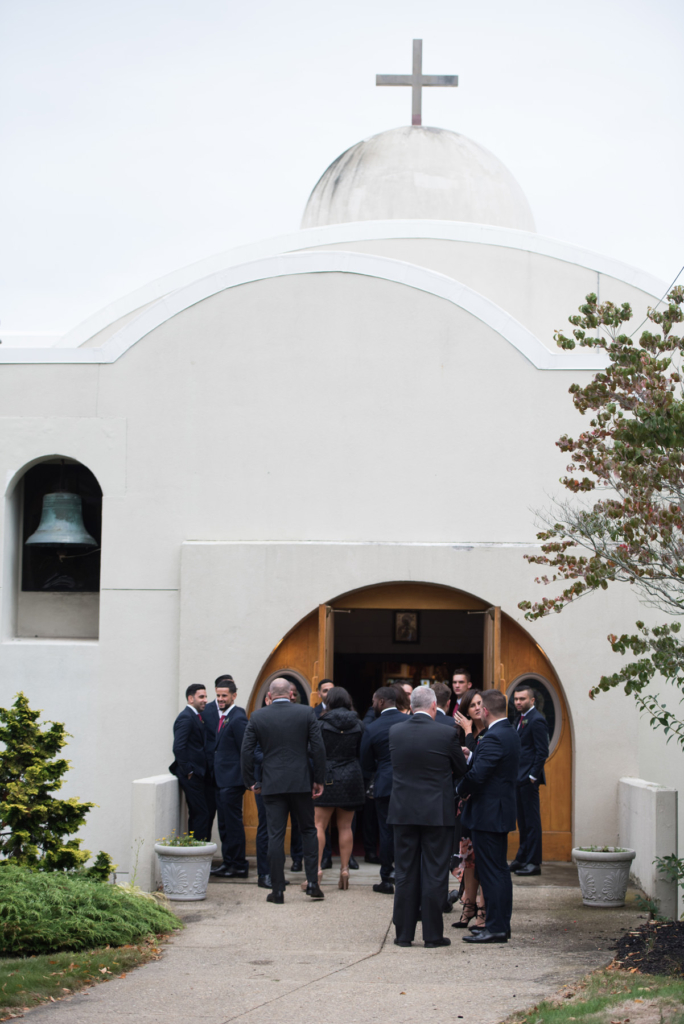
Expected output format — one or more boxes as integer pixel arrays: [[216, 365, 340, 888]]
[[202, 699, 220, 770], [434, 708, 456, 728], [458, 719, 520, 833], [360, 708, 407, 800], [213, 706, 248, 788], [515, 707, 549, 784], [387, 714, 467, 826], [314, 703, 325, 720], [169, 706, 207, 779], [241, 701, 326, 795]]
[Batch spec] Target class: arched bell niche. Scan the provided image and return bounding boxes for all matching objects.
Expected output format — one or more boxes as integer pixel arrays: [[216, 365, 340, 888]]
[[7, 456, 102, 640]]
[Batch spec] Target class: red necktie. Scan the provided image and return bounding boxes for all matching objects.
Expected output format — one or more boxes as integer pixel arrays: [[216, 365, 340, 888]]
[[218, 715, 226, 732]]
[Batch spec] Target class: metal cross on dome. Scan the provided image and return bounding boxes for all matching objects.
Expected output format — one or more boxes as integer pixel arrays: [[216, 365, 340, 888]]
[[376, 39, 458, 127]]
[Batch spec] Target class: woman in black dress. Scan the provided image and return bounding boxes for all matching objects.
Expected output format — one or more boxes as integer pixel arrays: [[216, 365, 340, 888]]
[[451, 688, 488, 928], [313, 687, 365, 890]]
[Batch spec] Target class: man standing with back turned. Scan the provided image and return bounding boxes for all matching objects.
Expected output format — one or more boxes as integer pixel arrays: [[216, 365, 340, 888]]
[[389, 687, 467, 947], [458, 689, 520, 944], [241, 677, 326, 904]]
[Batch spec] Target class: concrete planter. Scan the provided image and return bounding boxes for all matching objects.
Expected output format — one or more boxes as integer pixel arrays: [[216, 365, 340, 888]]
[[154, 842, 217, 901], [572, 847, 636, 908]]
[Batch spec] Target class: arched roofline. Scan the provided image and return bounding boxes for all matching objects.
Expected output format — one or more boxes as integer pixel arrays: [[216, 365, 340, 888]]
[[4, 454, 103, 498], [54, 220, 666, 351], [0, 250, 609, 370]]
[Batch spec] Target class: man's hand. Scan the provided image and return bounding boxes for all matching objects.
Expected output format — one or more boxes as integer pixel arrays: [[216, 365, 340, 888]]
[[251, 784, 261, 793], [461, 747, 471, 760], [312, 783, 324, 799]]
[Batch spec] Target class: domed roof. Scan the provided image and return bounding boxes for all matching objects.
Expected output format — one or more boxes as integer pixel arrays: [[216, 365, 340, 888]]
[[301, 126, 536, 232]]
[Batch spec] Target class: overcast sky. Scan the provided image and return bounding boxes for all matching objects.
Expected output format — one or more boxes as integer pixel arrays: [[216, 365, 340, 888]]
[[1, 0, 683, 333]]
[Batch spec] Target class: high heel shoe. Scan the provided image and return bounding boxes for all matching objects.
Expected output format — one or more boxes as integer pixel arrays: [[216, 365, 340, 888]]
[[338, 868, 349, 890], [451, 900, 477, 928], [468, 905, 488, 932]]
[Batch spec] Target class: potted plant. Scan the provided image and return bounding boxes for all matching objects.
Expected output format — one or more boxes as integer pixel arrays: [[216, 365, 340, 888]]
[[154, 832, 217, 901], [572, 846, 636, 908]]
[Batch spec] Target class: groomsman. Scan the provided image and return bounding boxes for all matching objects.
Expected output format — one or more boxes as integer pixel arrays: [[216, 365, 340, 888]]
[[510, 684, 549, 877], [203, 675, 235, 842], [169, 684, 212, 841], [314, 679, 334, 719], [210, 678, 249, 878], [458, 689, 520, 944]]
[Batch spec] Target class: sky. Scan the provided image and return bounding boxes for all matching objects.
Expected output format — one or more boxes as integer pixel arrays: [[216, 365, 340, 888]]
[[1, 0, 683, 334]]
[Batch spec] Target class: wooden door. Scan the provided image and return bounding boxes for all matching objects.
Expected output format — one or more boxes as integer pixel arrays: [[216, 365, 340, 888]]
[[501, 614, 573, 861], [311, 604, 334, 706], [483, 606, 503, 690]]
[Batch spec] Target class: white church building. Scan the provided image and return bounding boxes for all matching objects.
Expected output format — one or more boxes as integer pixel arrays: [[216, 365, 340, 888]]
[[1, 46, 680, 911]]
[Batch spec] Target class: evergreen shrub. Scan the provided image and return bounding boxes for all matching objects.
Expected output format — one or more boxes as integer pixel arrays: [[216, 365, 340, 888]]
[[0, 866, 181, 956]]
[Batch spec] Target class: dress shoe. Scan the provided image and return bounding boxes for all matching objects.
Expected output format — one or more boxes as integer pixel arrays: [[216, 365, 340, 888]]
[[320, 856, 333, 870], [394, 938, 412, 947], [290, 858, 303, 872], [373, 881, 394, 895], [470, 925, 511, 938], [463, 928, 508, 944], [266, 890, 284, 904], [424, 937, 451, 948], [257, 874, 272, 889], [348, 856, 359, 870], [305, 882, 325, 899], [210, 864, 229, 876], [364, 854, 381, 864], [223, 868, 249, 878], [514, 863, 541, 876], [508, 859, 523, 872]]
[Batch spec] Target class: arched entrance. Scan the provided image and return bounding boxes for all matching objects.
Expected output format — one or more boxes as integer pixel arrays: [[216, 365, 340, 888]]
[[244, 581, 573, 861]]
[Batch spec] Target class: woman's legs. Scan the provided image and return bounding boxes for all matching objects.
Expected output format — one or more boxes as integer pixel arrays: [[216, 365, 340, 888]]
[[315, 806, 335, 870], [336, 809, 356, 871]]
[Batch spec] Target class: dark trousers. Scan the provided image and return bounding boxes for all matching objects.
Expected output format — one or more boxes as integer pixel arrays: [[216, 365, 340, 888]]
[[515, 781, 543, 866], [255, 792, 269, 877], [178, 773, 212, 841], [393, 824, 452, 944], [205, 771, 217, 838], [362, 796, 378, 858], [215, 785, 248, 872], [471, 829, 512, 935], [262, 792, 318, 892], [290, 813, 302, 862], [375, 797, 394, 881]]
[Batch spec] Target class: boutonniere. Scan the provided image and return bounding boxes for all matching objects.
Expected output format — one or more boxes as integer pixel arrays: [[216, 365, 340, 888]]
[[520, 717, 528, 729]]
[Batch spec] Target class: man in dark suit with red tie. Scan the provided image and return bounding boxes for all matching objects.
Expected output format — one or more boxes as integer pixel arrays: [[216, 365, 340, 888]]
[[510, 684, 549, 876], [211, 677, 249, 877], [169, 683, 212, 841]]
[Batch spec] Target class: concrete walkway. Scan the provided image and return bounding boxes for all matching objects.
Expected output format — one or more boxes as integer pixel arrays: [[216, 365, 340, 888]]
[[27, 862, 643, 1024]]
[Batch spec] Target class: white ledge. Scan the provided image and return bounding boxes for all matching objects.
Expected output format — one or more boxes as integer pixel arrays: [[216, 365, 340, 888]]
[[0, 251, 609, 370]]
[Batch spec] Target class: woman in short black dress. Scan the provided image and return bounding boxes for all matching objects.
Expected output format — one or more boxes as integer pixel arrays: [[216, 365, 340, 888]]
[[313, 687, 365, 890]]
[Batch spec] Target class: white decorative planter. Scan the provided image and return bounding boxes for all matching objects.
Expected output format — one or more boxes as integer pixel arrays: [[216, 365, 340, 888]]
[[154, 842, 217, 901], [572, 847, 636, 908]]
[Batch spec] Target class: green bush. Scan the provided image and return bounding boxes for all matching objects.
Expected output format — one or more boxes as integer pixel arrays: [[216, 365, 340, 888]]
[[0, 866, 181, 956]]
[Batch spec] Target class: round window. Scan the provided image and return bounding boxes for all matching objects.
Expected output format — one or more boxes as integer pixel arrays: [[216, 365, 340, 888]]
[[254, 670, 311, 710], [506, 674, 562, 755]]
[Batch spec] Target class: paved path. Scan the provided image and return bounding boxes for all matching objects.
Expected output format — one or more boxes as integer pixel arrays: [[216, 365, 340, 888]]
[[26, 862, 643, 1024]]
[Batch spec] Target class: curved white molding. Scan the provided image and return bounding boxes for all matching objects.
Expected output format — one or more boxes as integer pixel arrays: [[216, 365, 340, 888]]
[[55, 220, 666, 350], [0, 251, 608, 370]]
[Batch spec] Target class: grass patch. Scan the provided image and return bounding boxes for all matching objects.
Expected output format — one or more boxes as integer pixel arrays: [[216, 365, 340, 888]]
[[505, 968, 684, 1024], [0, 939, 164, 1019], [0, 866, 181, 956]]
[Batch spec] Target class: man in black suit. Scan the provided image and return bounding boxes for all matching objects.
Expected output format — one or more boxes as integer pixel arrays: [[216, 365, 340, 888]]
[[432, 682, 456, 727], [314, 679, 334, 719], [169, 683, 212, 841], [389, 686, 467, 948], [360, 686, 408, 895], [203, 674, 235, 868], [458, 689, 521, 944], [510, 684, 549, 877], [210, 677, 249, 878], [241, 677, 326, 904]]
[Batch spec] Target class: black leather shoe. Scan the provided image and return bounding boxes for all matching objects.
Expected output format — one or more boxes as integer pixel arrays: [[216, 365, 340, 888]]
[[373, 881, 394, 895], [442, 901, 453, 914], [210, 864, 230, 876], [514, 863, 541, 876], [508, 860, 523, 872], [394, 938, 412, 947], [320, 856, 333, 870], [266, 890, 284, 904], [222, 868, 248, 878], [257, 875, 272, 889], [470, 925, 511, 938], [463, 929, 508, 944], [364, 854, 381, 864], [305, 882, 325, 899], [348, 856, 359, 870], [425, 937, 451, 948], [290, 859, 303, 872]]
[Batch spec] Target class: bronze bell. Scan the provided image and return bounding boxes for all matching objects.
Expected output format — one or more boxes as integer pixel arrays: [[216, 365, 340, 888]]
[[25, 492, 97, 548]]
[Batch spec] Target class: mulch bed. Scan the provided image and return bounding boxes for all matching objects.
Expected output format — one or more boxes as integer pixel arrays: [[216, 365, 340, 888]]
[[613, 920, 684, 976]]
